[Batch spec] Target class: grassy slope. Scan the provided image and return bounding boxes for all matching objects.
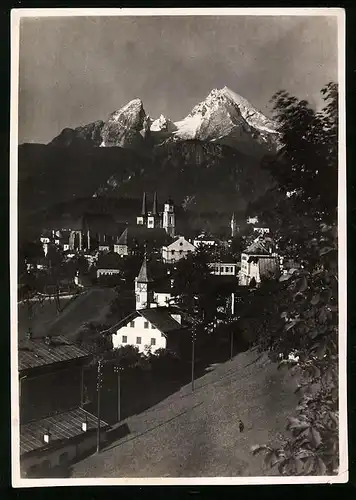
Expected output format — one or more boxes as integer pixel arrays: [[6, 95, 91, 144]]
[[18, 288, 116, 340], [71, 349, 299, 478]]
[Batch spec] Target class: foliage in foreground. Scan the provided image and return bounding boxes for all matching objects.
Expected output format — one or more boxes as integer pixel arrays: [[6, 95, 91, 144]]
[[248, 83, 339, 476]]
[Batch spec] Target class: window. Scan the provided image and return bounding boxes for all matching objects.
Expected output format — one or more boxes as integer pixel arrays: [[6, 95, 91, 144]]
[[179, 250, 183, 254], [171, 249, 175, 255], [130, 321, 135, 327], [122, 335, 127, 343], [144, 321, 149, 329], [136, 337, 142, 344], [151, 338, 156, 346], [180, 242, 183, 246]]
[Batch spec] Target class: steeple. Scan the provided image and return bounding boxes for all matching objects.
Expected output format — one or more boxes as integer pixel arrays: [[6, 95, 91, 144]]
[[141, 192, 147, 216], [152, 192, 158, 215], [135, 254, 154, 310], [136, 254, 153, 283], [231, 212, 237, 238]]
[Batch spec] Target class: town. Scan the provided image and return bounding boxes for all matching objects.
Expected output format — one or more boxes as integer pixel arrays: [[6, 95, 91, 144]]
[[14, 11, 341, 482], [18, 190, 290, 478]]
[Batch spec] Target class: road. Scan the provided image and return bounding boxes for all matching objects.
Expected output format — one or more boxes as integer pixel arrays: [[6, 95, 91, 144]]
[[71, 348, 299, 478]]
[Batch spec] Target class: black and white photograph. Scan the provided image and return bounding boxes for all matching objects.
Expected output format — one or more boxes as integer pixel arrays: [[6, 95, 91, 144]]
[[10, 8, 347, 486]]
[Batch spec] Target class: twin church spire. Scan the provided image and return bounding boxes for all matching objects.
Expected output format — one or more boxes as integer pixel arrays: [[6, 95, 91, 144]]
[[137, 191, 175, 237], [141, 191, 158, 216]]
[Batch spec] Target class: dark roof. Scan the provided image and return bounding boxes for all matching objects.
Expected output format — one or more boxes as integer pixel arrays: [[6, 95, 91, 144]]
[[20, 407, 109, 455], [117, 226, 171, 247], [97, 252, 122, 270], [138, 308, 182, 335], [18, 336, 90, 372], [136, 256, 153, 283]]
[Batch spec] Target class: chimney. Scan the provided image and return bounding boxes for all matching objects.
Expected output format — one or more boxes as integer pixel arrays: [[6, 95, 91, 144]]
[[82, 417, 88, 432], [43, 428, 51, 444], [44, 336, 51, 346]]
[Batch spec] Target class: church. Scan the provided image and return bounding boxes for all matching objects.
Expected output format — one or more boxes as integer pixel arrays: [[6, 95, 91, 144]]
[[136, 192, 176, 238], [111, 256, 186, 355]]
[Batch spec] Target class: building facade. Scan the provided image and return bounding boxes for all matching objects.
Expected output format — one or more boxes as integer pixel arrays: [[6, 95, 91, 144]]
[[239, 239, 279, 286], [18, 335, 109, 477], [161, 236, 196, 264]]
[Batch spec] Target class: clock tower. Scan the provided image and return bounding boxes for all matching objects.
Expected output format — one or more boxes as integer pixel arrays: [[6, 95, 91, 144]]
[[135, 255, 154, 310]]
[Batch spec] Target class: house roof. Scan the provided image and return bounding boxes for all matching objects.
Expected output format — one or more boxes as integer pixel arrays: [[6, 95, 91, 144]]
[[165, 236, 196, 251], [18, 336, 91, 372], [20, 407, 109, 455], [138, 308, 183, 334], [97, 252, 122, 270], [244, 239, 271, 255], [117, 226, 171, 248]]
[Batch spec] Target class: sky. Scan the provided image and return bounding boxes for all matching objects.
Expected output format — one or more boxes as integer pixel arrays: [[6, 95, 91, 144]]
[[18, 14, 339, 144]]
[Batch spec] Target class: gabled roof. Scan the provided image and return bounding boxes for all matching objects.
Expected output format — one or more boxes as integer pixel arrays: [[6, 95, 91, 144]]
[[115, 307, 184, 336], [117, 226, 171, 248], [20, 407, 109, 455], [165, 236, 196, 251], [18, 336, 91, 372], [97, 252, 122, 270], [244, 239, 271, 256], [138, 308, 183, 335]]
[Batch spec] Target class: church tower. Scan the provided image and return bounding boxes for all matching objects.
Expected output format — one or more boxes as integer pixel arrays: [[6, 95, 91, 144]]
[[135, 255, 154, 310], [162, 198, 175, 237], [147, 192, 160, 229], [137, 192, 147, 226]]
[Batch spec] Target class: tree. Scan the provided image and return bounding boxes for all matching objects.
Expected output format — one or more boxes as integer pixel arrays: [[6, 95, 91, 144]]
[[262, 82, 338, 223], [171, 246, 216, 325], [249, 83, 338, 267], [74, 322, 113, 355], [248, 83, 339, 476]]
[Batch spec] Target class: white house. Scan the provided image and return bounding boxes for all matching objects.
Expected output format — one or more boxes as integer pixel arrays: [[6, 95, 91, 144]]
[[253, 227, 270, 235], [193, 234, 217, 248], [112, 308, 184, 354], [246, 216, 259, 225], [161, 236, 196, 264], [208, 262, 240, 277], [239, 239, 279, 286], [111, 256, 185, 353]]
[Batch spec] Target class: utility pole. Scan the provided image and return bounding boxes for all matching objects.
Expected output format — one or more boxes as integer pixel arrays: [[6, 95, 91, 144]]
[[230, 292, 235, 361], [191, 326, 196, 392], [114, 365, 123, 422], [96, 359, 103, 453]]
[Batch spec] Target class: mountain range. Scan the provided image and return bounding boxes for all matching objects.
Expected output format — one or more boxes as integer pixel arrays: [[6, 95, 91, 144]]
[[19, 87, 280, 238]]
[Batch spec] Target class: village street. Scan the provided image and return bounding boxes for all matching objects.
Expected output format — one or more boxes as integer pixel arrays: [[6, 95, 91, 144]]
[[71, 348, 299, 478]]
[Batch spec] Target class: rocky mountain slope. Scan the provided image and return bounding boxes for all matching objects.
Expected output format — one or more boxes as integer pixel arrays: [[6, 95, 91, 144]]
[[19, 87, 279, 236], [50, 86, 280, 158]]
